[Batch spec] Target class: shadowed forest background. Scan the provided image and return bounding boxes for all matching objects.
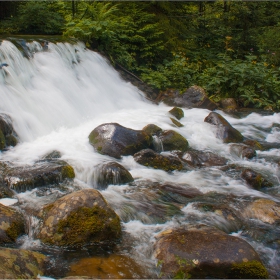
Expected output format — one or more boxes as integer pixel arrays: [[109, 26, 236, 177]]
[[1, 1, 280, 109]]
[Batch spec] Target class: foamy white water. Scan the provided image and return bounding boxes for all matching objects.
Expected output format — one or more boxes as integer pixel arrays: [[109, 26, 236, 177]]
[[0, 39, 279, 278]]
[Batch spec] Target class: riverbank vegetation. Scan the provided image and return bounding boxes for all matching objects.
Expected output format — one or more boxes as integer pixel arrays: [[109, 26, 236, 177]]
[[1, 1, 280, 109]]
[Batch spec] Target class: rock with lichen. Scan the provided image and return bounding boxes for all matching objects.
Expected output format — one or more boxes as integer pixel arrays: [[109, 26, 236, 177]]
[[0, 247, 48, 279], [159, 130, 189, 153], [37, 189, 121, 247], [89, 123, 152, 159], [154, 224, 268, 279], [0, 204, 25, 244], [204, 112, 244, 143], [134, 149, 183, 171]]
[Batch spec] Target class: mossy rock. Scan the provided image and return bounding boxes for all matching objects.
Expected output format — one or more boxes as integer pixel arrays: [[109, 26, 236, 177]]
[[170, 118, 184, 127], [241, 168, 273, 190], [4, 161, 75, 193], [220, 98, 238, 112], [133, 149, 183, 172], [38, 189, 121, 247], [159, 130, 189, 152], [95, 162, 133, 189], [142, 124, 163, 136], [5, 134, 18, 147], [154, 224, 267, 279], [243, 139, 264, 151], [0, 204, 25, 244], [0, 247, 48, 279], [89, 123, 152, 159], [204, 112, 244, 143], [169, 107, 184, 120]]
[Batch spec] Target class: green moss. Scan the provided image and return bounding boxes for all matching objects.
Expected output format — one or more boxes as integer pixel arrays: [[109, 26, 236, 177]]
[[161, 130, 189, 152], [0, 129, 6, 150], [61, 165, 75, 180], [5, 135, 18, 147], [229, 260, 269, 279], [51, 206, 121, 246], [6, 220, 25, 241], [169, 107, 184, 120]]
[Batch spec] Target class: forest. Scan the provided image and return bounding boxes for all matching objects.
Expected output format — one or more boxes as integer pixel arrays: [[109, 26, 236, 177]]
[[1, 1, 280, 110]]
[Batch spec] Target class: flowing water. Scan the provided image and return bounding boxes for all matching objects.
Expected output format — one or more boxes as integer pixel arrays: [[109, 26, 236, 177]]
[[0, 38, 279, 278]]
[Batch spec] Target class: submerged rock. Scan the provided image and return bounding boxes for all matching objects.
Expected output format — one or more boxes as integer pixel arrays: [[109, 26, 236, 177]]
[[159, 86, 217, 110], [169, 107, 184, 120], [3, 161, 75, 193], [159, 130, 189, 152], [38, 189, 121, 247], [134, 149, 183, 171], [95, 162, 133, 189], [182, 150, 227, 167], [0, 247, 48, 279], [154, 224, 268, 279], [0, 204, 25, 244], [204, 112, 244, 143], [89, 123, 152, 159], [241, 168, 273, 190], [229, 143, 256, 159]]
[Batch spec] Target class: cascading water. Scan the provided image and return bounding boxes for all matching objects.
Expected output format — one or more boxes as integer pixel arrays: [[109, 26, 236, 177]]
[[0, 38, 279, 279]]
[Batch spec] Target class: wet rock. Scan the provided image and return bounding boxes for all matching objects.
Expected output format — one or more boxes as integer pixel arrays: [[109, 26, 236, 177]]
[[38, 189, 121, 247], [67, 254, 145, 279], [142, 124, 163, 136], [134, 149, 183, 172], [242, 198, 280, 225], [89, 123, 152, 159], [0, 204, 25, 244], [229, 144, 256, 159], [0, 114, 18, 150], [204, 112, 244, 143], [241, 168, 273, 190], [154, 224, 268, 279], [42, 150, 62, 160], [170, 117, 184, 127], [243, 139, 264, 151], [220, 98, 238, 112], [182, 149, 227, 167], [169, 107, 184, 120], [95, 162, 133, 189], [0, 247, 48, 279], [159, 86, 217, 110], [0, 185, 14, 199], [3, 161, 75, 193], [159, 130, 189, 152]]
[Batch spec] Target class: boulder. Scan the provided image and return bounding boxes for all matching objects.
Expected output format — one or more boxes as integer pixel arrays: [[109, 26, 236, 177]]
[[169, 107, 184, 120], [204, 112, 244, 143], [0, 114, 18, 150], [3, 161, 75, 193], [154, 224, 268, 279], [0, 247, 48, 279], [229, 144, 256, 159], [134, 149, 183, 172], [220, 98, 238, 112], [89, 123, 152, 159], [95, 162, 133, 188], [38, 189, 121, 247], [182, 150, 227, 167], [242, 198, 280, 225], [159, 130, 189, 152], [142, 124, 163, 136], [0, 204, 25, 244], [159, 86, 217, 110], [241, 168, 273, 190]]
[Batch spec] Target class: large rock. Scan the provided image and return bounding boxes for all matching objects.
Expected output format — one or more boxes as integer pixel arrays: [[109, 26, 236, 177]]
[[38, 189, 121, 247], [134, 149, 183, 172], [159, 86, 217, 110], [204, 112, 244, 143], [95, 162, 133, 189], [229, 144, 256, 159], [182, 150, 227, 167], [154, 224, 268, 279], [0, 114, 18, 150], [159, 130, 189, 152], [241, 168, 273, 190], [0, 204, 25, 244], [89, 123, 152, 159], [3, 160, 75, 193], [0, 247, 48, 279], [242, 198, 280, 225]]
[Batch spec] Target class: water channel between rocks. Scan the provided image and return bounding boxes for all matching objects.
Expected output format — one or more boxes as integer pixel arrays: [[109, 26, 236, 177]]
[[0, 38, 279, 279]]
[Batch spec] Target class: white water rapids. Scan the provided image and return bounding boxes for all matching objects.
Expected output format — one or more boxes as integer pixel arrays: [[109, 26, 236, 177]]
[[0, 39, 279, 278]]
